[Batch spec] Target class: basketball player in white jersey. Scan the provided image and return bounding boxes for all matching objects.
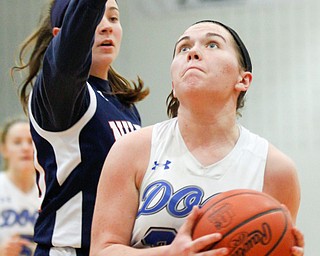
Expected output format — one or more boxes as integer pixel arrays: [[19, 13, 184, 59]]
[[0, 118, 40, 256], [91, 20, 304, 255]]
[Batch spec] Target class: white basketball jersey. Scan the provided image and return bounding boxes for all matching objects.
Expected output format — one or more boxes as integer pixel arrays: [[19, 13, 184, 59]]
[[131, 118, 269, 248], [0, 172, 40, 245]]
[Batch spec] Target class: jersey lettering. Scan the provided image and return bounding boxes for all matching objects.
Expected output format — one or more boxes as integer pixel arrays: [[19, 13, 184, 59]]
[[0, 209, 38, 227], [109, 121, 141, 141], [137, 180, 204, 218]]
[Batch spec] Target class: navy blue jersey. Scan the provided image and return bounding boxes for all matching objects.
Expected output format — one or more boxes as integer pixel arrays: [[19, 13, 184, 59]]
[[28, 0, 142, 254]]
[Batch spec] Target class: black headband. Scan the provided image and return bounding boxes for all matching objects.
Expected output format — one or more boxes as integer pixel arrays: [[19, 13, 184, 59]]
[[193, 20, 252, 72]]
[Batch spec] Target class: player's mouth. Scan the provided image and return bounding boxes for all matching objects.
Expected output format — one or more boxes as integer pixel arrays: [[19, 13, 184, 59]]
[[100, 40, 114, 47], [183, 65, 204, 76], [20, 156, 33, 162]]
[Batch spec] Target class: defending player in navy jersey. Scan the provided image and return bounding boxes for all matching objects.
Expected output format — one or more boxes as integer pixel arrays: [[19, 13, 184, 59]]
[[91, 20, 304, 255], [12, 0, 149, 255]]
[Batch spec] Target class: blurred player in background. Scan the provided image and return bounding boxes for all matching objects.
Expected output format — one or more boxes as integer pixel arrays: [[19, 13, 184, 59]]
[[12, 0, 149, 255], [0, 118, 40, 256], [91, 20, 304, 256]]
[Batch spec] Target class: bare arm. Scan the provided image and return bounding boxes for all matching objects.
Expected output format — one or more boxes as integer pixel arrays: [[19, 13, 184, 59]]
[[263, 143, 301, 223], [263, 144, 304, 256], [90, 130, 145, 254], [90, 126, 167, 256], [90, 126, 228, 256]]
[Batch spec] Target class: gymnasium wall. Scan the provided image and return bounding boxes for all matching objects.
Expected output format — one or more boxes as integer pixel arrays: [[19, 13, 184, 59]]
[[1, 0, 319, 254]]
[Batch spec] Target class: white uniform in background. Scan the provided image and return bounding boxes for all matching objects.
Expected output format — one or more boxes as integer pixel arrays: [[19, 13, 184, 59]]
[[131, 118, 269, 248], [0, 172, 40, 254]]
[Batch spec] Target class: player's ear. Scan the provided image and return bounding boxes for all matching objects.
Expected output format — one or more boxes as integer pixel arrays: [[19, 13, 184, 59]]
[[52, 27, 61, 37], [172, 81, 176, 97], [235, 71, 252, 92]]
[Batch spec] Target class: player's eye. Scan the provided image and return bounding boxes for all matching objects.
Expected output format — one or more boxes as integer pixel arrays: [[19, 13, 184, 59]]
[[110, 16, 119, 22], [177, 45, 191, 53], [181, 46, 190, 52], [207, 42, 218, 49]]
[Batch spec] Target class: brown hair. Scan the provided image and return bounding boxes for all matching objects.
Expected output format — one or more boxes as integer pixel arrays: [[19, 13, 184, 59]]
[[11, 0, 149, 114], [166, 20, 251, 118]]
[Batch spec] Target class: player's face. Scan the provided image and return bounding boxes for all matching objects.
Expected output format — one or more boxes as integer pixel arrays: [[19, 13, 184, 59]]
[[90, 0, 122, 78], [170, 22, 243, 102], [1, 122, 34, 173]]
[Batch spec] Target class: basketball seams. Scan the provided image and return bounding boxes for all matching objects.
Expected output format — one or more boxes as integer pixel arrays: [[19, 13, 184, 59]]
[[205, 208, 287, 251], [193, 190, 280, 235], [265, 208, 290, 256], [192, 189, 294, 255], [198, 190, 280, 222]]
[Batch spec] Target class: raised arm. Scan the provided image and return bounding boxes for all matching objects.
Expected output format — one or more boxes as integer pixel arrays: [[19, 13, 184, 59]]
[[31, 0, 107, 130]]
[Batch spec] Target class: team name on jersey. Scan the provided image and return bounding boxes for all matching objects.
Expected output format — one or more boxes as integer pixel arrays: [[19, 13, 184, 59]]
[[109, 121, 141, 141], [0, 208, 38, 227], [137, 180, 218, 218]]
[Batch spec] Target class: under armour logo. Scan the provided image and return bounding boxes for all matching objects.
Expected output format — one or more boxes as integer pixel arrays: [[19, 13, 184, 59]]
[[152, 160, 172, 171]]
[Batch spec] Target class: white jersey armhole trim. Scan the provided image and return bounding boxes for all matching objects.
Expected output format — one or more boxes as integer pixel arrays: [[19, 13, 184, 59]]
[[28, 83, 97, 185]]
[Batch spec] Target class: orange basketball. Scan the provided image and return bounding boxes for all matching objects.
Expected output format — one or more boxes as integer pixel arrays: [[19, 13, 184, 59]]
[[192, 189, 295, 255]]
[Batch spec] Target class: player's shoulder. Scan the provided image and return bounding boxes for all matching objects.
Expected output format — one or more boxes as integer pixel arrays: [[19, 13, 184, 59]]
[[104, 125, 154, 180], [109, 125, 154, 156], [264, 143, 300, 222], [264, 143, 298, 192], [266, 143, 297, 173], [117, 125, 153, 143]]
